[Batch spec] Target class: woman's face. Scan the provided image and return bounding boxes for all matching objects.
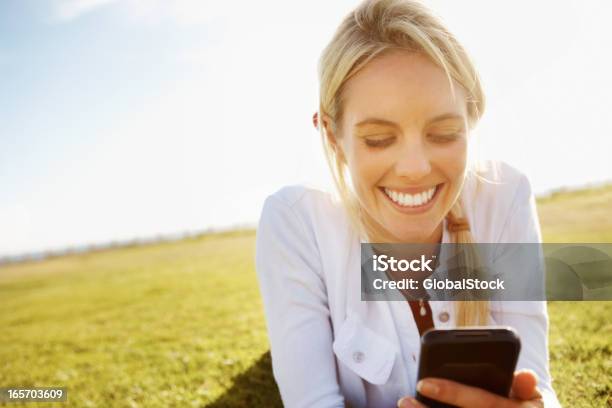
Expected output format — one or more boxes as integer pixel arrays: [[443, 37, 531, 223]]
[[334, 50, 469, 243]]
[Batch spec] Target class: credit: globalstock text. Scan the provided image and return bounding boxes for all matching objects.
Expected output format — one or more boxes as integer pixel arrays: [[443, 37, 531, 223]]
[[370, 254, 505, 291]]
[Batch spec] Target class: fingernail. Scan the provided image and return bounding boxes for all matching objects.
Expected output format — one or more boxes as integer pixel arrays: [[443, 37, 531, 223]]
[[397, 396, 421, 408], [519, 368, 539, 382], [417, 380, 439, 396]]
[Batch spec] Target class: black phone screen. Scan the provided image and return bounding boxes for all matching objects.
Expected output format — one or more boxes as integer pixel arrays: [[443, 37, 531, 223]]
[[416, 328, 520, 408]]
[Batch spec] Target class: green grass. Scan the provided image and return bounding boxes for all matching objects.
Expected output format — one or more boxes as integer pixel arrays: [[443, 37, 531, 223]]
[[1, 231, 280, 407], [548, 302, 612, 407], [538, 184, 612, 243], [1, 187, 611, 407]]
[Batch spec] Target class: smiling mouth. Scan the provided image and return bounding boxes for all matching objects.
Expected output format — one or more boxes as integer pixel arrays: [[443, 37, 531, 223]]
[[380, 184, 442, 208]]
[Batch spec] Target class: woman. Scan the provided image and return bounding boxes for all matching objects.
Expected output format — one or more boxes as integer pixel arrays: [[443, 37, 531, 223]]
[[256, 0, 560, 406]]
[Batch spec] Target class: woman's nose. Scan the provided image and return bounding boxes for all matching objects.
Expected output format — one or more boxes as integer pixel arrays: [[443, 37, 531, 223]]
[[394, 138, 431, 181]]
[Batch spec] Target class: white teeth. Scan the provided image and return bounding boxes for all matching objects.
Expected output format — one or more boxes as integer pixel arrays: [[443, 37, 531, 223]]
[[383, 185, 438, 208]]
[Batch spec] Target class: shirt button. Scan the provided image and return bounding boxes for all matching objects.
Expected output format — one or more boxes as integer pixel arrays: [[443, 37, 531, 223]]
[[439, 311, 450, 323], [352, 351, 365, 363]]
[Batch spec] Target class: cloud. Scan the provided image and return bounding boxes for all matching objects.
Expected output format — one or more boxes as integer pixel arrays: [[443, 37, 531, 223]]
[[124, 0, 233, 26], [50, 0, 244, 25], [49, 0, 333, 27], [52, 0, 121, 22]]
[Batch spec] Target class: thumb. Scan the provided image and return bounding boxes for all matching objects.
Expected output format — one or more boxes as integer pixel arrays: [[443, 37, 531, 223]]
[[511, 369, 540, 400]]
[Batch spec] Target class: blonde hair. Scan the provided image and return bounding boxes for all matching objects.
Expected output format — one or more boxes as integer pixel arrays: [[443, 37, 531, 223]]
[[316, 0, 488, 325]]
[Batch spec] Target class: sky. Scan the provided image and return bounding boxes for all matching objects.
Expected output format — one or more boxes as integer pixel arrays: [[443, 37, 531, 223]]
[[1, 0, 611, 257]]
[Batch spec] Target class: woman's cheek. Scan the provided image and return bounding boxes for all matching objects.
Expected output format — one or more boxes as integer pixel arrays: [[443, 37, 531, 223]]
[[349, 153, 386, 205], [436, 141, 467, 176]]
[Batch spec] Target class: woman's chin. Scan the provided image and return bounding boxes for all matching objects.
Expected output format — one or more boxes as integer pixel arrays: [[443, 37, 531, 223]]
[[388, 230, 430, 243], [382, 220, 444, 242]]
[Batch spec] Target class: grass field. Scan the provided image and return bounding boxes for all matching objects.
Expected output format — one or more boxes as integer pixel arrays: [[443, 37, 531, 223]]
[[1, 187, 611, 407], [538, 184, 612, 243]]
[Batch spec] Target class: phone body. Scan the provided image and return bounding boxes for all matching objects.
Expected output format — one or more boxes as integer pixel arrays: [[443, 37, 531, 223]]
[[416, 327, 521, 408]]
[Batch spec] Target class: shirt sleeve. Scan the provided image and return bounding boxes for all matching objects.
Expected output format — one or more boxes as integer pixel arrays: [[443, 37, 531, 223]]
[[255, 195, 345, 408], [490, 173, 562, 408]]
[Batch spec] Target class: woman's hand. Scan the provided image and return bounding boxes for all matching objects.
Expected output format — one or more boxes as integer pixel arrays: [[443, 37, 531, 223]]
[[397, 370, 544, 408]]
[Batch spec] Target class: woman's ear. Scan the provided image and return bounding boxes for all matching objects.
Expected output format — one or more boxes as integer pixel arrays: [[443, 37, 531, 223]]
[[314, 111, 345, 162], [312, 112, 319, 129]]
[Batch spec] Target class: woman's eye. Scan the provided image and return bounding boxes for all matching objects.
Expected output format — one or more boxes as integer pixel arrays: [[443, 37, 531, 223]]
[[429, 133, 460, 143], [365, 137, 395, 148]]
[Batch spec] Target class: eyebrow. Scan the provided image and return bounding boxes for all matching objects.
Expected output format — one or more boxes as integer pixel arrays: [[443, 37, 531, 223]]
[[354, 113, 465, 129]]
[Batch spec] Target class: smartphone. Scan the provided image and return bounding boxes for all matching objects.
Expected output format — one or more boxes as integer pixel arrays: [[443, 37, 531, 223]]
[[416, 327, 521, 408]]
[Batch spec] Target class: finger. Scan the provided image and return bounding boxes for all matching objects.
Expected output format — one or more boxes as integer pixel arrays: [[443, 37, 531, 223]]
[[511, 370, 541, 401], [397, 396, 427, 408], [518, 400, 544, 408], [417, 378, 518, 408]]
